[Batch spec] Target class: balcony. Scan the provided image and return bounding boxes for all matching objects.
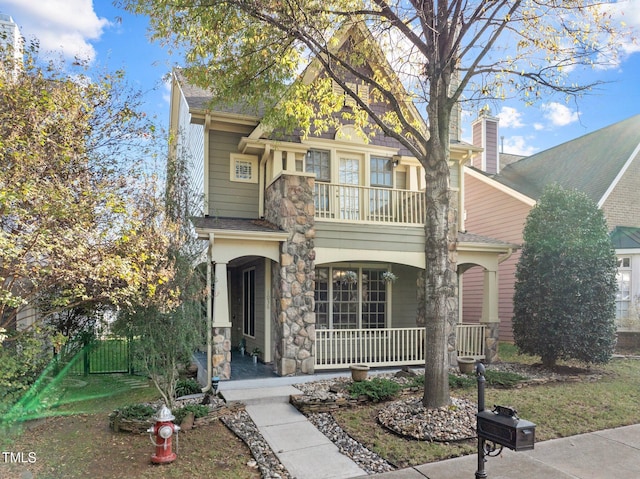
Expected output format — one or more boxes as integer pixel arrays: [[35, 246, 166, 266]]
[[314, 183, 425, 225]]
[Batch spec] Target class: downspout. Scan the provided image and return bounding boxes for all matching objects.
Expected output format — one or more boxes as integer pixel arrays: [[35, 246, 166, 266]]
[[202, 232, 214, 393], [259, 144, 270, 217]]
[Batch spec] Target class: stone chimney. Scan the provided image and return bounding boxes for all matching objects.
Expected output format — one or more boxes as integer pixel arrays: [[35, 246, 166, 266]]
[[471, 110, 500, 174]]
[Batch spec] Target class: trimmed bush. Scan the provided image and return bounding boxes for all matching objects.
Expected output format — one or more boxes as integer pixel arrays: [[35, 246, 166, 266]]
[[117, 403, 156, 420], [174, 404, 210, 424], [348, 378, 401, 402], [175, 378, 201, 397]]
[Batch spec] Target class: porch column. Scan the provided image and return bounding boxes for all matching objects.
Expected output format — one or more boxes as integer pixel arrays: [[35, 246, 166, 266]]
[[212, 261, 231, 379], [264, 173, 316, 376], [480, 269, 500, 364]]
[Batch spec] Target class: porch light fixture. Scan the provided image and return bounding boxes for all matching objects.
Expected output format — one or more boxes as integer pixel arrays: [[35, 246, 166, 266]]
[[391, 157, 399, 168]]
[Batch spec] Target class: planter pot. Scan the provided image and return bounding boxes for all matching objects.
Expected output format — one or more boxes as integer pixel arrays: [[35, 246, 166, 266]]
[[350, 364, 370, 382], [457, 357, 476, 375], [252, 355, 258, 364]]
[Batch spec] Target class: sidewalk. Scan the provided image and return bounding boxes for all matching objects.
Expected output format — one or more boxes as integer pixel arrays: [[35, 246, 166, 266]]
[[361, 424, 640, 478], [219, 376, 640, 479]]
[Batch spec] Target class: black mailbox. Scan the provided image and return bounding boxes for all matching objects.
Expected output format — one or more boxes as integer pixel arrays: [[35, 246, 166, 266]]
[[476, 405, 536, 451]]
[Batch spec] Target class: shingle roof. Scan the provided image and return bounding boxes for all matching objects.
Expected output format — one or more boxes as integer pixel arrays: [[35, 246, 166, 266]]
[[493, 114, 640, 202], [459, 231, 519, 248], [176, 70, 263, 117], [191, 216, 285, 233], [610, 226, 640, 249]]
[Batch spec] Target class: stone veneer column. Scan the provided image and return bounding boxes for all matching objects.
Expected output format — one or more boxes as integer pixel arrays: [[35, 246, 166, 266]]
[[264, 173, 316, 376], [484, 323, 500, 364], [212, 327, 231, 379]]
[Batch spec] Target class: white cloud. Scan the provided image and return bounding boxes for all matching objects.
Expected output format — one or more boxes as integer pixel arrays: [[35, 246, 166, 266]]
[[0, 0, 109, 61], [497, 106, 524, 128], [541, 102, 579, 127], [502, 136, 538, 157], [533, 123, 544, 131]]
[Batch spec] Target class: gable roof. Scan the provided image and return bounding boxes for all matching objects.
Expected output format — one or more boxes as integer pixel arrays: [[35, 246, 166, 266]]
[[493, 114, 640, 203]]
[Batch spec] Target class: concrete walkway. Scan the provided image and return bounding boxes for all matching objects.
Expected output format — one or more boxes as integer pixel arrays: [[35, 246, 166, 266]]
[[219, 376, 640, 479], [221, 383, 366, 479], [360, 424, 640, 478]]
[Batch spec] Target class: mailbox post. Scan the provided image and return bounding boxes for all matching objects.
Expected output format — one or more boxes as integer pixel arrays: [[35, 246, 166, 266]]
[[475, 362, 536, 478], [476, 362, 488, 479]]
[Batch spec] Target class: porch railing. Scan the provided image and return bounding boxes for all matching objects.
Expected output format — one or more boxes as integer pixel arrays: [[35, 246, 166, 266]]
[[314, 324, 486, 369], [456, 323, 486, 360], [314, 183, 425, 224]]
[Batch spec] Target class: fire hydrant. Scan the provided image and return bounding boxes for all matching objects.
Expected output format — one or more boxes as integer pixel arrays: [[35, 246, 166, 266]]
[[147, 405, 180, 464]]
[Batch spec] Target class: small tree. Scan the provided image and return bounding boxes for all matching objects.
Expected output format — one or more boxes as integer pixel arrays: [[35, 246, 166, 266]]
[[113, 148, 206, 407], [513, 184, 617, 367]]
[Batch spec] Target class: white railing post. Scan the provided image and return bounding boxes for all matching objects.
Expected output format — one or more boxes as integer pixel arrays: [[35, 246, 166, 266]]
[[313, 184, 425, 225]]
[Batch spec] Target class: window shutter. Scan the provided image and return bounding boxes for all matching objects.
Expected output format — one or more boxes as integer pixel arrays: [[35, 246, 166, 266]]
[[345, 82, 357, 107]]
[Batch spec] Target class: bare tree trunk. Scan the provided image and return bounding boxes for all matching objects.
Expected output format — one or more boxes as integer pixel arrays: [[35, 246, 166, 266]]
[[421, 149, 453, 408], [421, 71, 456, 408]]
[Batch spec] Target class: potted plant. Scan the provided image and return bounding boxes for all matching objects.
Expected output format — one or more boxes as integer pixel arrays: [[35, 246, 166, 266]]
[[344, 270, 357, 284], [349, 364, 370, 381], [382, 271, 398, 283], [251, 347, 262, 364], [457, 356, 476, 374]]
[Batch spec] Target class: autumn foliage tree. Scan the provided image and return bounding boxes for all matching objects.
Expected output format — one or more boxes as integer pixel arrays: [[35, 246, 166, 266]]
[[0, 47, 173, 333], [123, 0, 634, 408], [0, 44, 178, 405]]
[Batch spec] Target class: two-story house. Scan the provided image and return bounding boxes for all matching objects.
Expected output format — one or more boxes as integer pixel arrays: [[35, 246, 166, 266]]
[[464, 113, 640, 342], [169, 24, 517, 382]]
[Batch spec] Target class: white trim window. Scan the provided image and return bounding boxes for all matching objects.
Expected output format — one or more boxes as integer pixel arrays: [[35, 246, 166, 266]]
[[243, 268, 255, 337], [314, 266, 388, 329], [306, 149, 331, 216], [616, 257, 631, 320], [230, 154, 258, 183]]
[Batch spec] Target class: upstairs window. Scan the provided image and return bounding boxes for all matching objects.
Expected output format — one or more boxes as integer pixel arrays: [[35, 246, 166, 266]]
[[306, 149, 331, 216], [305, 149, 330, 181], [230, 154, 258, 183], [370, 157, 393, 187]]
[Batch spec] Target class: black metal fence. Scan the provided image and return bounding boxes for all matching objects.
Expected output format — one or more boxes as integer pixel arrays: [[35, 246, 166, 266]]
[[59, 336, 136, 375]]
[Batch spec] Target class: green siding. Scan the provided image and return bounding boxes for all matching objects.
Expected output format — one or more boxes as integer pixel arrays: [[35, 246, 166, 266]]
[[315, 222, 424, 252], [390, 264, 420, 328], [450, 163, 459, 189], [209, 130, 259, 218]]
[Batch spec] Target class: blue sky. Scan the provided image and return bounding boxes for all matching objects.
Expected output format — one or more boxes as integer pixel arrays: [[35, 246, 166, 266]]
[[2, 0, 640, 158]]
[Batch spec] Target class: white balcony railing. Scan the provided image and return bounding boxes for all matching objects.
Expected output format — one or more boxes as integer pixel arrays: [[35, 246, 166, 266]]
[[314, 183, 425, 224], [314, 324, 486, 369]]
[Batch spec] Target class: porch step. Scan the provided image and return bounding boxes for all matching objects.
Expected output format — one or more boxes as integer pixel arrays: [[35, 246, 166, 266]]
[[220, 385, 303, 406]]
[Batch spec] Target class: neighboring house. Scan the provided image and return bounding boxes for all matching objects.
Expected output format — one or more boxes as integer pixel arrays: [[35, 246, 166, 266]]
[[0, 13, 22, 79], [169, 24, 516, 381], [463, 113, 640, 341]]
